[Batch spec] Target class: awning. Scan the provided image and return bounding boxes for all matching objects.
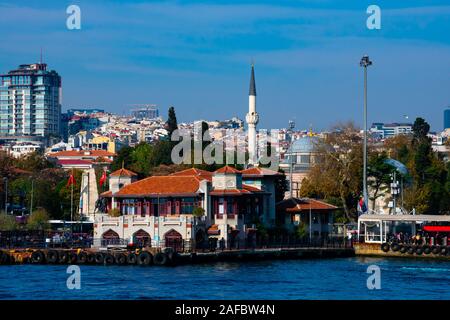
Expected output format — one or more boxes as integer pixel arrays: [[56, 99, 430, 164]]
[[423, 226, 450, 232], [359, 214, 450, 223]]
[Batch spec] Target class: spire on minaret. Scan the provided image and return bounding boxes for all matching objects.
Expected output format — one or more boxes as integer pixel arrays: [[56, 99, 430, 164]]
[[246, 63, 259, 167], [249, 64, 256, 96]]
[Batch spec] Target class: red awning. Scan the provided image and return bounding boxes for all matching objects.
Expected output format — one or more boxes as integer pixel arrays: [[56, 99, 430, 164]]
[[423, 226, 450, 233]]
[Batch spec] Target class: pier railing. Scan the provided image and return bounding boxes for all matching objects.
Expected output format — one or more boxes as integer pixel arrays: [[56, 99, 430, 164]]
[[1, 230, 352, 253], [190, 236, 352, 253]]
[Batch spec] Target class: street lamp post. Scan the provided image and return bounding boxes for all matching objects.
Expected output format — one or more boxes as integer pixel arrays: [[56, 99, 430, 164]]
[[360, 55, 372, 211]]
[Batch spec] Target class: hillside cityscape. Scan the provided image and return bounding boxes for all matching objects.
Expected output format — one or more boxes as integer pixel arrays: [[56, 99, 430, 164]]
[[0, 61, 449, 236]]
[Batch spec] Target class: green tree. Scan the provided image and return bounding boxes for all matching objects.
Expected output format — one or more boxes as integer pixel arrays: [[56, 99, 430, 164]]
[[274, 169, 288, 203], [192, 207, 205, 217], [16, 151, 53, 172], [295, 222, 308, 238], [0, 212, 18, 231], [300, 122, 363, 220], [9, 177, 32, 210], [392, 117, 450, 214], [412, 117, 430, 141], [166, 106, 178, 140], [130, 142, 153, 178], [368, 152, 395, 210], [27, 208, 50, 230], [151, 140, 173, 167], [111, 146, 133, 172]]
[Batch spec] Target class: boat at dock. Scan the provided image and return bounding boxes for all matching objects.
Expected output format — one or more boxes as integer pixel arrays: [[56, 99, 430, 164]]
[[355, 212, 450, 260]]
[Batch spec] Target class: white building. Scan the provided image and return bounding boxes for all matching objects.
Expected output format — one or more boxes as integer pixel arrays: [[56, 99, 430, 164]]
[[94, 166, 281, 249]]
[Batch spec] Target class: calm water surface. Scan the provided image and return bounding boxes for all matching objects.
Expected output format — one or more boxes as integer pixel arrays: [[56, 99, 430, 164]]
[[0, 257, 449, 299]]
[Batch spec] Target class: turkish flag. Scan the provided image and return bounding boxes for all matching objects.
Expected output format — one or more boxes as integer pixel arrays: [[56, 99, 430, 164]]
[[99, 170, 107, 187], [67, 173, 75, 187]]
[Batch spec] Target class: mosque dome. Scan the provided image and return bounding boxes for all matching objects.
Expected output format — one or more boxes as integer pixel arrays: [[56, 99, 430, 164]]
[[287, 136, 320, 154]]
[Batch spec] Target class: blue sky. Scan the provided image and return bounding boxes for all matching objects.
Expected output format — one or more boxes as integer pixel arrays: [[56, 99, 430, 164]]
[[0, 0, 449, 131]]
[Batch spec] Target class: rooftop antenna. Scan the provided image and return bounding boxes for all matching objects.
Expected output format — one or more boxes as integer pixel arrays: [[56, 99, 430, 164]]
[[40, 47, 43, 64]]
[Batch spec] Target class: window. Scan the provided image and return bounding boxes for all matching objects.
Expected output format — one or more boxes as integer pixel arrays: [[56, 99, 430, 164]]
[[313, 214, 319, 224], [181, 197, 200, 214], [218, 198, 224, 214], [299, 155, 311, 164]]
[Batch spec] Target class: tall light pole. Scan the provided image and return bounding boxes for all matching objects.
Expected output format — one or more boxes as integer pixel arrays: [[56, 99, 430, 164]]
[[360, 55, 372, 212]]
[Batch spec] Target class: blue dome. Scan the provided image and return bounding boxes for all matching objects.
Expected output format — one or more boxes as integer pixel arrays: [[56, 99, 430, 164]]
[[287, 136, 320, 154], [384, 158, 409, 176]]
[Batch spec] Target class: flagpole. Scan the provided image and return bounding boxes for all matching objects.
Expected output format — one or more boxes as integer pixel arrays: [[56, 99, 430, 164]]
[[71, 168, 74, 236], [309, 201, 312, 243]]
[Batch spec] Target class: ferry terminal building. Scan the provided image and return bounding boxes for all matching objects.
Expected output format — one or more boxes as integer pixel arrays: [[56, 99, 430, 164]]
[[94, 166, 280, 249]]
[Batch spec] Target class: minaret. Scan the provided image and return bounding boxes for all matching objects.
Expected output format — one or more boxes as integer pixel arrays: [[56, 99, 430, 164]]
[[246, 64, 259, 166]]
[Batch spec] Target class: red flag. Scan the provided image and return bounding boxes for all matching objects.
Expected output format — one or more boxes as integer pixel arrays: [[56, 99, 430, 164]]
[[99, 170, 107, 187], [67, 173, 75, 187]]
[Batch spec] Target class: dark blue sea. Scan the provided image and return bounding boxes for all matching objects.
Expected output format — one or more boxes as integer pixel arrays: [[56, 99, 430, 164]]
[[1, 257, 449, 299]]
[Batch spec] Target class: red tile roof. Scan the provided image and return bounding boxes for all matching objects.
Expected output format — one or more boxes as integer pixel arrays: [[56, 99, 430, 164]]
[[214, 166, 240, 174], [210, 189, 252, 195], [110, 168, 137, 177], [170, 168, 213, 180], [241, 167, 280, 177], [57, 159, 93, 166], [114, 176, 201, 197], [100, 190, 113, 197], [49, 150, 116, 158], [277, 198, 338, 213]]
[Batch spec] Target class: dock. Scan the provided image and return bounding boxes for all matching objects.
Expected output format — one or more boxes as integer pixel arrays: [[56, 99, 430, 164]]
[[0, 246, 355, 266], [354, 242, 450, 260]]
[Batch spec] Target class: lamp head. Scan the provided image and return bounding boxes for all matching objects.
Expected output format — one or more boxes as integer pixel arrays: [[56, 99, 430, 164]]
[[360, 55, 372, 67]]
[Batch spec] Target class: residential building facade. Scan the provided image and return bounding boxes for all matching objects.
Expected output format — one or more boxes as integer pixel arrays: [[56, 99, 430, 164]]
[[445, 108, 450, 130], [370, 122, 413, 139], [0, 63, 62, 137]]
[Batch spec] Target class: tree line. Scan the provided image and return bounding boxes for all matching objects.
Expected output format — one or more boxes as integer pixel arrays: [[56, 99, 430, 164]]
[[300, 118, 450, 221]]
